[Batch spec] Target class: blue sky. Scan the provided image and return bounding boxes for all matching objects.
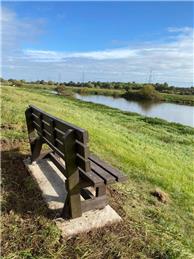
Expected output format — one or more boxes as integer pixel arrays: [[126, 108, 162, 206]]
[[1, 1, 194, 86]]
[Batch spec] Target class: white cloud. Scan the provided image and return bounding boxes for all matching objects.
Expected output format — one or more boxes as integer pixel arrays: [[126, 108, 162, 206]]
[[1, 7, 193, 86], [1, 7, 45, 59], [167, 26, 193, 33], [24, 48, 138, 61]]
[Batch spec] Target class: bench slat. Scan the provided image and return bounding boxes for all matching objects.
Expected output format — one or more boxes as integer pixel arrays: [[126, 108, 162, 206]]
[[77, 154, 91, 172], [47, 152, 67, 178], [79, 168, 104, 187], [80, 188, 94, 200], [89, 154, 127, 182], [30, 105, 89, 143], [81, 195, 107, 213], [90, 161, 116, 184]]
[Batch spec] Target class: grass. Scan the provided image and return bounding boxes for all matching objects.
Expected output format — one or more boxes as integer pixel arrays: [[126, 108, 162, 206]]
[[160, 92, 194, 105], [1, 85, 194, 258]]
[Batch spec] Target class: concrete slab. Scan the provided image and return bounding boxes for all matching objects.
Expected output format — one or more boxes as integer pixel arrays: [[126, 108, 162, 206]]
[[24, 157, 67, 210], [24, 158, 122, 238], [55, 205, 121, 238]]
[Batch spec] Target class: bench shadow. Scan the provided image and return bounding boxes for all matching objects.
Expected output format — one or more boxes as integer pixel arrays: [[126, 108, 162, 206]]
[[1, 146, 58, 219], [36, 160, 67, 206]]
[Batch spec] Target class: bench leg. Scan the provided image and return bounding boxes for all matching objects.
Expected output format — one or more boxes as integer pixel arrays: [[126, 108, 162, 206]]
[[96, 185, 106, 197], [61, 129, 82, 219], [25, 108, 43, 162], [31, 137, 43, 162], [62, 176, 81, 219]]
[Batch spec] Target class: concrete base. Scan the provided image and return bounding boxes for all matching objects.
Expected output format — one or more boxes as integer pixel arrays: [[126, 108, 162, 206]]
[[24, 157, 67, 210], [55, 205, 121, 238], [24, 157, 122, 238]]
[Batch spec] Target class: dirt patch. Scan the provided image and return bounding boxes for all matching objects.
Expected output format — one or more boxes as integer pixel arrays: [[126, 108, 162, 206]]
[[150, 188, 169, 203], [0, 138, 26, 151], [1, 123, 16, 130]]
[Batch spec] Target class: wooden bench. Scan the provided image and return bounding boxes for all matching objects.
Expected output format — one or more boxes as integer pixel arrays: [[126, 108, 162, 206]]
[[25, 105, 127, 219]]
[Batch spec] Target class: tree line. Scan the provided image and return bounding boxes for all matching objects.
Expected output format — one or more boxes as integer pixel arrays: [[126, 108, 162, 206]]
[[1, 77, 193, 95]]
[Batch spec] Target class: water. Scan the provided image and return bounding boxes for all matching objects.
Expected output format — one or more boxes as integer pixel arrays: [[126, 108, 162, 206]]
[[75, 94, 194, 127]]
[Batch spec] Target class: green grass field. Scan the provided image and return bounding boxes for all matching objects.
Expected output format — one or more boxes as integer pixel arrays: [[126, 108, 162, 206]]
[[1, 85, 194, 259]]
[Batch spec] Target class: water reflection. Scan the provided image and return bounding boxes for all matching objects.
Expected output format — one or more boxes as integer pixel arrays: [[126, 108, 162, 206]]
[[75, 94, 194, 127], [136, 100, 161, 111]]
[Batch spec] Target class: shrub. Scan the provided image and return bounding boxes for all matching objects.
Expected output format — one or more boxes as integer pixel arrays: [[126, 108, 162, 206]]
[[139, 85, 161, 100], [56, 85, 65, 93], [123, 85, 161, 101]]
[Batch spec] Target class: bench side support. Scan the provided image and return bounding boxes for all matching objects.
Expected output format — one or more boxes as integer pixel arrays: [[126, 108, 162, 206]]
[[25, 108, 43, 162], [61, 129, 82, 219], [96, 185, 106, 197]]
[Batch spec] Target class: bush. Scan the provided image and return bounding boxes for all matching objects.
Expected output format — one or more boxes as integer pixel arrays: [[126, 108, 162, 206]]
[[56, 85, 73, 97], [139, 85, 161, 100], [56, 85, 65, 93], [123, 85, 161, 101]]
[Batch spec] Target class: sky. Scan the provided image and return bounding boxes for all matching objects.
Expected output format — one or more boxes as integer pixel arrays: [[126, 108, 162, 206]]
[[1, 1, 194, 86]]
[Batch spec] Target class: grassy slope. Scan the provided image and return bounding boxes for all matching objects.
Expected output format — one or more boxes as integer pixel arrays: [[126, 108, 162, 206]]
[[1, 86, 194, 259]]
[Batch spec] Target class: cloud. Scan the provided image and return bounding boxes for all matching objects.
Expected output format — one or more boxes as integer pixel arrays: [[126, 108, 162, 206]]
[[1, 7, 46, 61], [23, 26, 193, 62], [167, 26, 193, 33], [24, 48, 138, 61], [1, 7, 193, 86]]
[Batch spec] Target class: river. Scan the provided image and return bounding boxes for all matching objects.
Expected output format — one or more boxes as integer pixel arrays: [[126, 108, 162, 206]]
[[75, 94, 194, 127]]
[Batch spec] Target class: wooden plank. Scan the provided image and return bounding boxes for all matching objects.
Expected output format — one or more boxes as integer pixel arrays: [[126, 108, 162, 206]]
[[56, 129, 89, 158], [35, 125, 90, 172], [32, 120, 41, 129], [31, 112, 39, 119], [80, 188, 94, 200], [79, 167, 104, 187], [55, 138, 63, 148], [47, 152, 67, 178], [42, 121, 52, 133], [76, 154, 91, 172], [81, 195, 107, 212], [30, 105, 89, 143], [90, 161, 116, 184], [76, 140, 90, 158], [49, 119, 55, 145], [38, 113, 44, 134], [34, 126, 65, 158], [31, 113, 41, 125], [33, 126, 88, 168], [89, 154, 127, 182]]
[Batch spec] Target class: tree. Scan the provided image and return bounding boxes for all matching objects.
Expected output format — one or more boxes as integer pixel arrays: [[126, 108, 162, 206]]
[[48, 80, 54, 85], [39, 80, 45, 84]]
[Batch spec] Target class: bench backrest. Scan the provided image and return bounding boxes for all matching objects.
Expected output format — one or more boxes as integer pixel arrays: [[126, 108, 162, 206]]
[[26, 105, 91, 173]]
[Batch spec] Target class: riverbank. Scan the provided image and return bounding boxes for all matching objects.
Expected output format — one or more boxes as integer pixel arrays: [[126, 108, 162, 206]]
[[75, 93, 194, 127], [70, 87, 194, 106], [2, 85, 194, 258], [7, 83, 194, 105]]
